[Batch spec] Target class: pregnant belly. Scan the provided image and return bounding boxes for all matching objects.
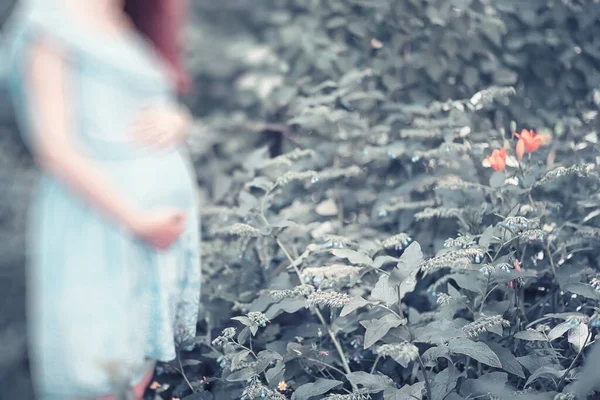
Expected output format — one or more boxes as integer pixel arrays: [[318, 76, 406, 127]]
[[100, 147, 198, 212]]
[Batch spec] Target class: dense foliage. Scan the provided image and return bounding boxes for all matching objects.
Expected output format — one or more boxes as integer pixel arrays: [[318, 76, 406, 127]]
[[142, 1, 600, 399], [2, 0, 600, 399]]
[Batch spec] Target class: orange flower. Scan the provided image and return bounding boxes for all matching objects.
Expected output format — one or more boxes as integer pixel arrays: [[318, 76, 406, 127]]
[[514, 129, 549, 160], [278, 381, 288, 391], [486, 148, 507, 171], [515, 138, 525, 161]]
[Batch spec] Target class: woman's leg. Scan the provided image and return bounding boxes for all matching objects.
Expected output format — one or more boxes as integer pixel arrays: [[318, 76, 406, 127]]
[[95, 363, 155, 400], [132, 367, 155, 399]]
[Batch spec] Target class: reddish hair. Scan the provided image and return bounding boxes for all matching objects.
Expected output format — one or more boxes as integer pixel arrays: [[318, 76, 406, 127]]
[[124, 0, 192, 94]]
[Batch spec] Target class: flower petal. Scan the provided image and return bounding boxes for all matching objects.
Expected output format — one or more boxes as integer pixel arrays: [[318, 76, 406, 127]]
[[516, 139, 525, 161]]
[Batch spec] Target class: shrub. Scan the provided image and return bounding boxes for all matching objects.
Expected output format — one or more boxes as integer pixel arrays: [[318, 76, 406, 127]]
[[166, 1, 600, 399]]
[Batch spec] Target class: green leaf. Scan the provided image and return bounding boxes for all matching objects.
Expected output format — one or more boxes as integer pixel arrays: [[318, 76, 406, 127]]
[[230, 350, 251, 369], [237, 191, 260, 215], [257, 349, 283, 363], [545, 312, 588, 320], [340, 296, 372, 317], [421, 346, 452, 367], [382, 388, 406, 400], [448, 338, 502, 368], [232, 316, 253, 326], [414, 320, 467, 345], [547, 322, 571, 342], [507, 204, 520, 218], [265, 360, 285, 386], [486, 341, 525, 379], [180, 359, 202, 367], [384, 382, 426, 400], [445, 394, 465, 400], [449, 273, 481, 293], [399, 270, 419, 301], [291, 379, 343, 400], [330, 248, 373, 266], [459, 372, 511, 398], [568, 323, 589, 353], [345, 371, 394, 393], [237, 327, 250, 345], [389, 241, 423, 286], [371, 274, 398, 307], [524, 365, 566, 388], [514, 330, 548, 342], [563, 282, 600, 301], [249, 323, 259, 336], [226, 366, 257, 382], [372, 255, 399, 270], [245, 176, 274, 192], [400, 241, 423, 266], [265, 298, 307, 320], [517, 355, 554, 375], [431, 365, 459, 400], [360, 314, 405, 349], [478, 225, 494, 248]]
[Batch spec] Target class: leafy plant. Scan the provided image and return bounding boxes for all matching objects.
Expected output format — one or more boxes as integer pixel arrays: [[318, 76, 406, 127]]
[[174, 70, 600, 400], [165, 1, 600, 399]]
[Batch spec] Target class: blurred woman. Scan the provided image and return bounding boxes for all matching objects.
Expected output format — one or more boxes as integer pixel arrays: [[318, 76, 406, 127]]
[[2, 0, 201, 398]]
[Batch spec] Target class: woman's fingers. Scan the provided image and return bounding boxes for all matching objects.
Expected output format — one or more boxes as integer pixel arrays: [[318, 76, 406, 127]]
[[127, 104, 187, 147], [129, 112, 164, 144], [131, 113, 158, 133]]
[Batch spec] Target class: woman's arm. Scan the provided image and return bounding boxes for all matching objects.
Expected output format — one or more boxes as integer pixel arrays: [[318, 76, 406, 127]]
[[25, 38, 144, 233]]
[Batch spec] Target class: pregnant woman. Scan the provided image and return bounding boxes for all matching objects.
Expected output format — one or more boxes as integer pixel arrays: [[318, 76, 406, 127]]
[[2, 0, 201, 398]]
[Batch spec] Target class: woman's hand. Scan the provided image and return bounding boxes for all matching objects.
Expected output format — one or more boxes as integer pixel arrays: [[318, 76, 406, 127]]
[[128, 103, 192, 148], [130, 209, 187, 250]]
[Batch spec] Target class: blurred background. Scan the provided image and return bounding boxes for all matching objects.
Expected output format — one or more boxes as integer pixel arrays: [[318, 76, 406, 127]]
[[1, 0, 599, 398], [0, 0, 35, 397]]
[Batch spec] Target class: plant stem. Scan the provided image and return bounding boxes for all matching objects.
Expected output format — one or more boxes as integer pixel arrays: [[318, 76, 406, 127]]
[[177, 350, 194, 392], [333, 157, 345, 227], [516, 160, 535, 206], [365, 264, 391, 276], [276, 237, 355, 386], [479, 284, 499, 314], [478, 275, 491, 314], [370, 355, 381, 374], [557, 331, 592, 391], [545, 242, 556, 275], [417, 355, 433, 400], [305, 356, 348, 377], [235, 340, 258, 359], [376, 303, 404, 320], [260, 190, 356, 389]]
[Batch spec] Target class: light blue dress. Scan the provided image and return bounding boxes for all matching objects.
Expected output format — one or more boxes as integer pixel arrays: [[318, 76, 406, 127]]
[[2, 3, 201, 399]]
